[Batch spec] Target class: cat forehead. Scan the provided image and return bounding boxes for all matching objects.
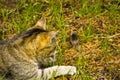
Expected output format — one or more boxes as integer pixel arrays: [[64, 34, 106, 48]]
[[36, 31, 58, 42]]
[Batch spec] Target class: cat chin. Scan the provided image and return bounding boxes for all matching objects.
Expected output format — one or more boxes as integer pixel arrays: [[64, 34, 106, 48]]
[[48, 50, 57, 63]]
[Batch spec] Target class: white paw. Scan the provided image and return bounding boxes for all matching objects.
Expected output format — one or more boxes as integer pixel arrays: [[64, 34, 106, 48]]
[[67, 66, 76, 75]]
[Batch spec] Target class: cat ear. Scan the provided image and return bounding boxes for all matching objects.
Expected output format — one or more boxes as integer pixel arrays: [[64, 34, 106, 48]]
[[34, 17, 46, 30]]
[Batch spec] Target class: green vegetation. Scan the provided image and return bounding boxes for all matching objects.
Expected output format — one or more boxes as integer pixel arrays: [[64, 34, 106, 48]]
[[0, 0, 120, 80]]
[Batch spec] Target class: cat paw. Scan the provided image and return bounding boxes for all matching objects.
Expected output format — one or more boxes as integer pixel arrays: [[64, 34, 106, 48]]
[[67, 66, 76, 75]]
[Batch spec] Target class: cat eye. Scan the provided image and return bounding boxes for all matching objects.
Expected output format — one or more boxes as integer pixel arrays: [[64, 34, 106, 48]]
[[51, 37, 55, 43]]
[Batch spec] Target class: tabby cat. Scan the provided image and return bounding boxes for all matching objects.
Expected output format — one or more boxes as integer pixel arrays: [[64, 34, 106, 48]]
[[0, 18, 76, 80]]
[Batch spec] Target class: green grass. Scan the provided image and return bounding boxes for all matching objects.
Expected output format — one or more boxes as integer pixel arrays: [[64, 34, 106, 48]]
[[0, 0, 120, 80]]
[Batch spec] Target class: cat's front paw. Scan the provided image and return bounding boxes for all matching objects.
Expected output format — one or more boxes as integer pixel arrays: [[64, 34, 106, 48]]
[[67, 66, 76, 75]]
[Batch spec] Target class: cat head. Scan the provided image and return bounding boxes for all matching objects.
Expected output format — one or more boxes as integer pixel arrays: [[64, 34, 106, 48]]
[[9, 18, 58, 67], [33, 18, 58, 67], [21, 18, 58, 67]]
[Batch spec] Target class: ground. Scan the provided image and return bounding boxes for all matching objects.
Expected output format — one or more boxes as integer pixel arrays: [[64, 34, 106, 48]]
[[0, 0, 120, 80]]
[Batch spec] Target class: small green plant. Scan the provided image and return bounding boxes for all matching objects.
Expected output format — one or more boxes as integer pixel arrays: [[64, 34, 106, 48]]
[[77, 0, 102, 17], [83, 21, 94, 42], [101, 38, 110, 54]]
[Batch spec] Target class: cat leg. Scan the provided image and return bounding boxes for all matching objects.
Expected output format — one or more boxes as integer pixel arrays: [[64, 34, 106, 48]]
[[10, 63, 76, 80], [38, 66, 76, 80], [9, 62, 39, 80]]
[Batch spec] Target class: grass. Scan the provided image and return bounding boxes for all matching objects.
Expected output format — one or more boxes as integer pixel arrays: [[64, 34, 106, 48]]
[[0, 0, 120, 80]]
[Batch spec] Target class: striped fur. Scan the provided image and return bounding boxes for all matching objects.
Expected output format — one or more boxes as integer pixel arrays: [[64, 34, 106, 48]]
[[0, 19, 76, 80]]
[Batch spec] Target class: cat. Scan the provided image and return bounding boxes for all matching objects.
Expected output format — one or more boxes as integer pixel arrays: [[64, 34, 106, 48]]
[[0, 18, 76, 80]]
